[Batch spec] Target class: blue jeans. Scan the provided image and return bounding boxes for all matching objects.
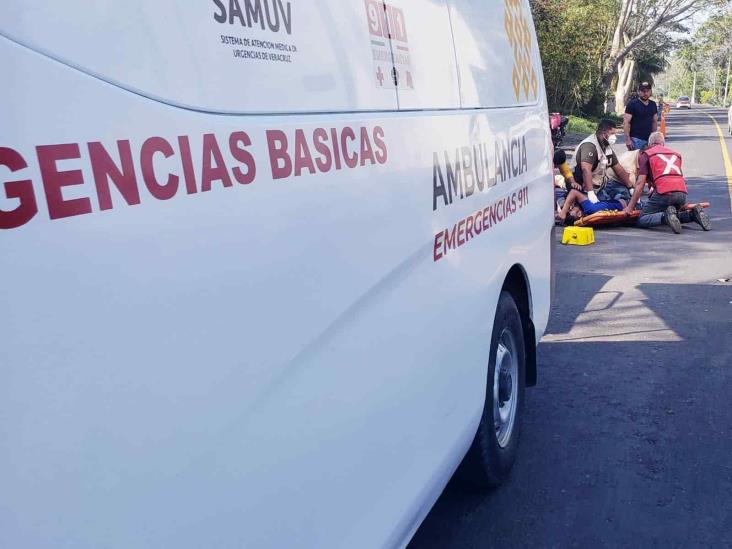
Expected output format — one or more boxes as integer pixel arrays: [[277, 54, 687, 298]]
[[597, 179, 631, 202], [555, 188, 568, 208], [631, 137, 647, 150], [637, 191, 687, 227]]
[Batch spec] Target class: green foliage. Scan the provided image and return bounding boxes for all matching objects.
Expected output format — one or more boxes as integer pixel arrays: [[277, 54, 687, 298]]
[[531, 0, 728, 113], [567, 115, 597, 135], [665, 10, 732, 106], [566, 113, 623, 135], [700, 90, 717, 105], [634, 28, 683, 85], [603, 112, 623, 125], [530, 0, 617, 113]]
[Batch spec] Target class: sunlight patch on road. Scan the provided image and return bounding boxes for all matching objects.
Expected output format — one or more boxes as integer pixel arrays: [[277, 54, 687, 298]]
[[542, 285, 683, 343]]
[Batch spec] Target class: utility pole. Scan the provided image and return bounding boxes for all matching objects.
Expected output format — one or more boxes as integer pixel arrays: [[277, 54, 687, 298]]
[[725, 53, 731, 108], [691, 69, 698, 105]]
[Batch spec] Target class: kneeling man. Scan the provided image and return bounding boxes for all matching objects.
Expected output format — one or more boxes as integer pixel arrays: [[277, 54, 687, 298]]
[[623, 132, 711, 233]]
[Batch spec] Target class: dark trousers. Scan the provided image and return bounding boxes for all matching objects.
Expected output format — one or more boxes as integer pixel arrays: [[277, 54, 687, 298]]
[[597, 180, 632, 202], [638, 191, 688, 228]]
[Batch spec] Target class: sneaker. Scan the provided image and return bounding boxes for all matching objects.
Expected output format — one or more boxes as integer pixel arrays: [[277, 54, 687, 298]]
[[665, 205, 682, 234], [690, 204, 711, 231]]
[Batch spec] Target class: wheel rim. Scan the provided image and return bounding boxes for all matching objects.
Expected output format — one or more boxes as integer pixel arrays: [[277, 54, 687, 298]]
[[493, 328, 519, 448]]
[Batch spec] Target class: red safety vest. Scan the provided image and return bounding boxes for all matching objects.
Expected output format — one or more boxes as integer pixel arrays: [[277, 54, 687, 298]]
[[645, 145, 687, 194]]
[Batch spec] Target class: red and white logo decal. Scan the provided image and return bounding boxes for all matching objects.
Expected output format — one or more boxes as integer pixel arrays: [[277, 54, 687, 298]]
[[364, 0, 414, 90]]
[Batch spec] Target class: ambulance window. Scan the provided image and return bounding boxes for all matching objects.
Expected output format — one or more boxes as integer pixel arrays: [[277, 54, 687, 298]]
[[380, 0, 460, 110], [0, 1, 399, 113], [447, 0, 541, 108]]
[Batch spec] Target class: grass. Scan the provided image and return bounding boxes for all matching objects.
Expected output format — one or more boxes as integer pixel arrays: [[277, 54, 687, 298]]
[[566, 115, 596, 135], [566, 112, 624, 135]]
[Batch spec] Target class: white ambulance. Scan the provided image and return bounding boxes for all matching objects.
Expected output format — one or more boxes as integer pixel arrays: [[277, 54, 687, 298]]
[[1, 1, 553, 547]]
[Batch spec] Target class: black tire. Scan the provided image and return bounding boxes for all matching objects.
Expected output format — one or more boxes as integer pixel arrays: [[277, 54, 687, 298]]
[[457, 290, 526, 489]]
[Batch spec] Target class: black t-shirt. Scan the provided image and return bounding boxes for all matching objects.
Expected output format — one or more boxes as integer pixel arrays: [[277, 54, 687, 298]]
[[625, 98, 657, 140]]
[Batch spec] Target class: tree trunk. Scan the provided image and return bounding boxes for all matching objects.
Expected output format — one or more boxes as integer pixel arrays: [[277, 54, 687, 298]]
[[599, 0, 702, 105], [614, 57, 636, 114], [601, 0, 634, 91], [724, 54, 731, 108]]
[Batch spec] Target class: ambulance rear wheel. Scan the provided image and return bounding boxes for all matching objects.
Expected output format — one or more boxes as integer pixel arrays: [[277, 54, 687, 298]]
[[458, 290, 526, 489]]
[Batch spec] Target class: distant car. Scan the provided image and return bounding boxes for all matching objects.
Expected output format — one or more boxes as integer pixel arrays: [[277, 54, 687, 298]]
[[676, 96, 691, 109]]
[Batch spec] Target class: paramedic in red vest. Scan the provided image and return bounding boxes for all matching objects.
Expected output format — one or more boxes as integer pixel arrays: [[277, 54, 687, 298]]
[[624, 132, 711, 233]]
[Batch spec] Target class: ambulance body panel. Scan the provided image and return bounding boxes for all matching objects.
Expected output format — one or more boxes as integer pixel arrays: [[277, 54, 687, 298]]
[[0, 0, 396, 113], [0, 1, 552, 547]]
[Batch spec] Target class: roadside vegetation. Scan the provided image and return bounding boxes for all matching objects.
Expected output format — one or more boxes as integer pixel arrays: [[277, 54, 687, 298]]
[[663, 11, 732, 106], [531, 0, 732, 115], [566, 113, 623, 135]]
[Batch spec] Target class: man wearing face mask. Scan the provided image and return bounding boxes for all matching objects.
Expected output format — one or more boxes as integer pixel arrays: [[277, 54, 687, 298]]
[[571, 119, 634, 204]]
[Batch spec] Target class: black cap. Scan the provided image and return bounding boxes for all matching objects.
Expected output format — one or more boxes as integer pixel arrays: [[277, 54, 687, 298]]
[[638, 82, 652, 91]]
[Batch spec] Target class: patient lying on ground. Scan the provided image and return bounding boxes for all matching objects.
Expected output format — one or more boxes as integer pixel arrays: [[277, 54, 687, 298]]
[[556, 189, 627, 224]]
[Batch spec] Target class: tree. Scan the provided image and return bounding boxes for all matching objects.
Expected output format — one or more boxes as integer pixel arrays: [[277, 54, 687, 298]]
[[694, 11, 732, 104], [530, 0, 617, 112], [664, 9, 732, 105], [608, 24, 682, 111], [602, 0, 715, 113], [529, 0, 731, 114]]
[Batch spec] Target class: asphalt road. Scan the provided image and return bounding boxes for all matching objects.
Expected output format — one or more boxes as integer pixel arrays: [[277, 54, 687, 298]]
[[409, 107, 732, 548]]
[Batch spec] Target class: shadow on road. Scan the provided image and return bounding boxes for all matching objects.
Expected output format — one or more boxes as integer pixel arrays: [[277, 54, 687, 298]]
[[666, 109, 721, 125], [409, 278, 732, 549], [409, 104, 732, 549], [686, 175, 731, 215], [666, 134, 719, 143], [545, 272, 612, 334]]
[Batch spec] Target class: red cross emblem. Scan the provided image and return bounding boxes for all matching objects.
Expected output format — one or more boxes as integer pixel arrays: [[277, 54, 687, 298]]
[[657, 154, 681, 175]]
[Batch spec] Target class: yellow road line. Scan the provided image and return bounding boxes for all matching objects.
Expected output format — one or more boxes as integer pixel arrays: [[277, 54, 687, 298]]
[[704, 111, 732, 212]]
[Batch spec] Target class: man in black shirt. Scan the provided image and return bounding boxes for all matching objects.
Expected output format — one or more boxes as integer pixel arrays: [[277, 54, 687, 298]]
[[624, 82, 658, 151]]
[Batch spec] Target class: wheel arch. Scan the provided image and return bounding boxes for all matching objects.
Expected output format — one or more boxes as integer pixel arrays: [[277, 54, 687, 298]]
[[501, 264, 537, 387]]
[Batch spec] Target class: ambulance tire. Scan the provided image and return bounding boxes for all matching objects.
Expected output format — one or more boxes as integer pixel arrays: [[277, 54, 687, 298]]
[[457, 291, 526, 490]]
